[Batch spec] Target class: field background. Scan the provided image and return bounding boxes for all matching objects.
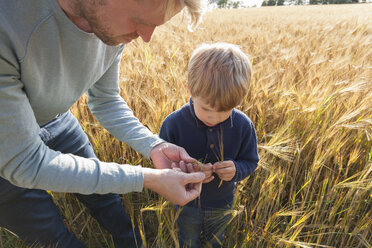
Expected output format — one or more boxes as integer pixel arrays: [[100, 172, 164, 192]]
[[1, 4, 371, 248]]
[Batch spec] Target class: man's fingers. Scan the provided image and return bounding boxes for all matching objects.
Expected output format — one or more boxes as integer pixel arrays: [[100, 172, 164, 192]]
[[194, 181, 202, 193], [186, 181, 202, 200], [180, 188, 200, 206], [179, 177, 203, 206], [183, 172, 205, 184], [179, 147, 196, 163]]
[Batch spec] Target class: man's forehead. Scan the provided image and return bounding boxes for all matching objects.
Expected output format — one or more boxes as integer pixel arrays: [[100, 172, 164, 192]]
[[134, 0, 168, 13], [133, 0, 182, 25], [132, 0, 168, 23]]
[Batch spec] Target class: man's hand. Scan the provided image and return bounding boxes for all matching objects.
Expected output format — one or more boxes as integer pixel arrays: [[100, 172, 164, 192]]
[[142, 167, 205, 206], [213, 161, 236, 181], [150, 142, 196, 170]]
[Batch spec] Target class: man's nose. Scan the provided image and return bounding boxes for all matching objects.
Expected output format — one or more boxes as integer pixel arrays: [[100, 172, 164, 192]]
[[138, 26, 156, 43]]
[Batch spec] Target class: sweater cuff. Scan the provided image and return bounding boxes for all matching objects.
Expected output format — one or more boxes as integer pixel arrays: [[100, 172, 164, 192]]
[[231, 160, 240, 182], [145, 136, 166, 160], [133, 165, 144, 192]]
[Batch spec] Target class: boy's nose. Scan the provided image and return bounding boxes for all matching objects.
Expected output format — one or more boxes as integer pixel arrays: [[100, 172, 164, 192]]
[[209, 116, 218, 125]]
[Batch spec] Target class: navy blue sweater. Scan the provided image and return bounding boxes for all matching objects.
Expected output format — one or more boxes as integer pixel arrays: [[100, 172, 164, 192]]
[[159, 98, 259, 209]]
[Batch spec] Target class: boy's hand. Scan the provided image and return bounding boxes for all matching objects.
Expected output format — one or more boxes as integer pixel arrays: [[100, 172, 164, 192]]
[[192, 163, 214, 183], [213, 161, 236, 181], [175, 162, 214, 183]]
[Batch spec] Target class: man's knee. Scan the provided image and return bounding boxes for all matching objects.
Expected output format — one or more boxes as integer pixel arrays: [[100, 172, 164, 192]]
[[20, 224, 84, 248], [0, 185, 83, 248]]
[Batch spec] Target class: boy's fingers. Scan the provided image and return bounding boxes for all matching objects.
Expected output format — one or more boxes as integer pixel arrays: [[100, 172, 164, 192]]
[[213, 162, 232, 169], [171, 162, 178, 169], [187, 163, 195, 173], [215, 167, 232, 172], [204, 163, 213, 169], [215, 167, 233, 174], [203, 176, 214, 183], [192, 164, 199, 172], [179, 160, 187, 172]]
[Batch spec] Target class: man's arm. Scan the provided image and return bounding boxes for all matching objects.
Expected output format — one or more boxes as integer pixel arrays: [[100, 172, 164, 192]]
[[88, 53, 196, 169], [87, 52, 164, 160], [0, 38, 147, 194]]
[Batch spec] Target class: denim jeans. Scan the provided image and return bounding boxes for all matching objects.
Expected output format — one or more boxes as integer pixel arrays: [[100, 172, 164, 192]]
[[0, 111, 142, 248], [177, 205, 233, 248]]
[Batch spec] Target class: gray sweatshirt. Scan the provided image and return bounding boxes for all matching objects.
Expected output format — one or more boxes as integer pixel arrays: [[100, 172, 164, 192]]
[[0, 0, 163, 194]]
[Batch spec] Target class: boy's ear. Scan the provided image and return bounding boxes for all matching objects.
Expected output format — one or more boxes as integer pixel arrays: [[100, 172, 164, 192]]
[[187, 83, 191, 95]]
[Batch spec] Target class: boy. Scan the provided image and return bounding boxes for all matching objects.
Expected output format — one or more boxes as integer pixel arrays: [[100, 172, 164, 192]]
[[159, 43, 259, 248]]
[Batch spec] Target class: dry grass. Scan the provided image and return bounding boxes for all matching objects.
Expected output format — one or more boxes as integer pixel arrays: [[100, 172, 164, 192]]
[[1, 4, 371, 248]]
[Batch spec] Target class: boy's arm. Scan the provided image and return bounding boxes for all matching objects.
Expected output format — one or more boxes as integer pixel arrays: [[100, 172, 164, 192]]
[[230, 159, 258, 181], [230, 120, 259, 182]]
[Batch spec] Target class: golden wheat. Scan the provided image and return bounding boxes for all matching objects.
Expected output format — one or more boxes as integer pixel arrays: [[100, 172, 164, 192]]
[[1, 4, 371, 248]]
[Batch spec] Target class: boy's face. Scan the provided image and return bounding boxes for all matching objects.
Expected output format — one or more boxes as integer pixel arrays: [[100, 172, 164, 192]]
[[192, 97, 233, 127]]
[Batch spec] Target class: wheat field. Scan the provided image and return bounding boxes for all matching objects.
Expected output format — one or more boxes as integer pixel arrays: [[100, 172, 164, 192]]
[[1, 4, 371, 248]]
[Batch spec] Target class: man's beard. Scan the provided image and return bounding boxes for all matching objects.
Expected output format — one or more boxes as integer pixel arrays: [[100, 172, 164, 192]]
[[92, 26, 139, 46], [76, 1, 138, 46]]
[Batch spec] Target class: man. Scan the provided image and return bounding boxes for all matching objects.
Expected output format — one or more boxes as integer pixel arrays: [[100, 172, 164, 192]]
[[0, 0, 206, 247]]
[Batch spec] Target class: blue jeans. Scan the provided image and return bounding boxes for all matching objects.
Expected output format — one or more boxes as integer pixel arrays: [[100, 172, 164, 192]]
[[177, 205, 232, 248], [0, 111, 142, 248]]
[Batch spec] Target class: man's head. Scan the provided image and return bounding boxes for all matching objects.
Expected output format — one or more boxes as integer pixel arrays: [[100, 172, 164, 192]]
[[60, 0, 206, 46], [188, 42, 252, 116]]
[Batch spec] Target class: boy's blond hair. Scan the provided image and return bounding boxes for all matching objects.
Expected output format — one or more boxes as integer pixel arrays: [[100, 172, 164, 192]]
[[188, 42, 252, 111]]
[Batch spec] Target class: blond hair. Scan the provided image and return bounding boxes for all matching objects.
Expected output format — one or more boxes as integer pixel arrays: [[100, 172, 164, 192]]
[[188, 43, 252, 111], [165, 0, 207, 29]]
